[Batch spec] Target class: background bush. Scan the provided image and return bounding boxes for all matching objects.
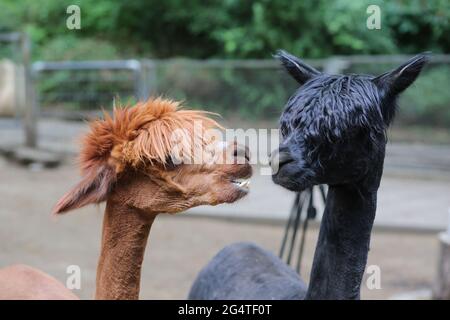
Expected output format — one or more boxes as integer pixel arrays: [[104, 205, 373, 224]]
[[0, 0, 448, 60], [400, 66, 450, 127]]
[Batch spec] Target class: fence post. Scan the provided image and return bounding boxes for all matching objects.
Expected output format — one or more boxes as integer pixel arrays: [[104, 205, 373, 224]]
[[433, 209, 450, 299], [141, 60, 157, 100], [21, 33, 37, 148], [128, 60, 146, 101]]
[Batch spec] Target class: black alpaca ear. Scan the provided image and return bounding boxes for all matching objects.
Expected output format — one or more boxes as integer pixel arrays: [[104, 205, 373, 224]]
[[372, 53, 430, 97], [274, 49, 320, 85]]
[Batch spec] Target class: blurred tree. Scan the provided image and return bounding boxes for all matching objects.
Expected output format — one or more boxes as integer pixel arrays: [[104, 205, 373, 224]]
[[0, 0, 448, 126], [0, 0, 448, 59]]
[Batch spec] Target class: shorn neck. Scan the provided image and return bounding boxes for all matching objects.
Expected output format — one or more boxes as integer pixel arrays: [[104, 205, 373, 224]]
[[95, 200, 155, 300]]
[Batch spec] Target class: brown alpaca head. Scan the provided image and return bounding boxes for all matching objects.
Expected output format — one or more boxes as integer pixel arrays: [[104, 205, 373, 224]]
[[53, 98, 252, 215]]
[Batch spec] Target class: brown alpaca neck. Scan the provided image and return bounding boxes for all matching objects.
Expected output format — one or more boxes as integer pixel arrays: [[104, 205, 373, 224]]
[[95, 200, 155, 300]]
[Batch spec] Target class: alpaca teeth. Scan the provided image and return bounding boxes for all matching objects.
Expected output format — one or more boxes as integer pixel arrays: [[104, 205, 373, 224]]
[[233, 178, 250, 188], [240, 180, 250, 188]]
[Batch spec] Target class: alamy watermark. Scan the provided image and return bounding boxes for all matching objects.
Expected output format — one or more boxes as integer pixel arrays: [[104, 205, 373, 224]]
[[365, 264, 382, 290], [165, 121, 281, 175], [66, 5, 81, 30], [366, 5, 381, 30], [66, 265, 81, 290]]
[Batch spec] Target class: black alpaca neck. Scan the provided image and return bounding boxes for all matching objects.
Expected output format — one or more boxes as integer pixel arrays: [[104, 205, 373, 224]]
[[306, 163, 383, 300]]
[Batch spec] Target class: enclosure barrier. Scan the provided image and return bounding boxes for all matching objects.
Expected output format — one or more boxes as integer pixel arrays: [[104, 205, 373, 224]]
[[29, 54, 450, 121], [31, 60, 152, 119]]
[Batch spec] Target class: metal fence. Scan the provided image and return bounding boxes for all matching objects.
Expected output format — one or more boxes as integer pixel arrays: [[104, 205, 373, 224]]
[[32, 59, 298, 119], [30, 54, 450, 128], [32, 60, 151, 119]]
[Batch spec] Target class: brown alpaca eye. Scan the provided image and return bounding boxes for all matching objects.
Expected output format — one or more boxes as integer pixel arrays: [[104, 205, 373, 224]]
[[164, 156, 177, 169]]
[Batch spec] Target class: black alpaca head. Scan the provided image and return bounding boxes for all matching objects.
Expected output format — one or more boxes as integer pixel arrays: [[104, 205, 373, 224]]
[[271, 50, 429, 191]]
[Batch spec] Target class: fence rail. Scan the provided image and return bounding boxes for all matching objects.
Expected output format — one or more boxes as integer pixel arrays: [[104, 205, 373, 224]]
[[29, 54, 450, 130], [32, 59, 154, 119]]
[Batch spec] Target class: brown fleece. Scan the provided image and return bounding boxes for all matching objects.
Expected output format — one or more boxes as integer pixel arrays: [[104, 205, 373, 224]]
[[0, 265, 78, 300], [95, 200, 154, 300]]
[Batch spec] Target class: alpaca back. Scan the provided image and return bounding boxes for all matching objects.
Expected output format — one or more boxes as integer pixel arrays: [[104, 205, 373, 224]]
[[188, 242, 306, 300]]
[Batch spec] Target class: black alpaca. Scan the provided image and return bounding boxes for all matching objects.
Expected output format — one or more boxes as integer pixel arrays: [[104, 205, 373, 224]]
[[189, 50, 429, 300]]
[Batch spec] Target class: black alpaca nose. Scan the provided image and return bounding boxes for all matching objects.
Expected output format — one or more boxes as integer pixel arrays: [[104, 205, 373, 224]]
[[269, 148, 293, 172]]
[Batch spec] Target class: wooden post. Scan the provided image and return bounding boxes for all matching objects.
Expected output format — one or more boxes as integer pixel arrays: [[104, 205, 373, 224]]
[[141, 60, 157, 101], [433, 209, 450, 300], [21, 33, 37, 148]]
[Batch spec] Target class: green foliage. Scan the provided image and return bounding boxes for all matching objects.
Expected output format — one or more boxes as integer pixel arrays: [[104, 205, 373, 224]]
[[0, 0, 449, 60], [1, 0, 449, 126]]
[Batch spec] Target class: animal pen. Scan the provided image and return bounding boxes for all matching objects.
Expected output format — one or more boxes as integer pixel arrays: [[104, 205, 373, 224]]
[[27, 54, 450, 122], [1, 43, 450, 298]]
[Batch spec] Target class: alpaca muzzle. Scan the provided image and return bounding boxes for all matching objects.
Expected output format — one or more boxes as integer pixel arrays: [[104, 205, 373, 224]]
[[269, 148, 294, 174]]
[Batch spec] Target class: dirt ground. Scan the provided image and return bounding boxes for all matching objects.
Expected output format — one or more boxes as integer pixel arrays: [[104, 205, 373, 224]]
[[0, 158, 441, 300]]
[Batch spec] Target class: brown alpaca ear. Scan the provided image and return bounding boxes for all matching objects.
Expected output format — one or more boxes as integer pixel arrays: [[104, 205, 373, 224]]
[[53, 165, 116, 214]]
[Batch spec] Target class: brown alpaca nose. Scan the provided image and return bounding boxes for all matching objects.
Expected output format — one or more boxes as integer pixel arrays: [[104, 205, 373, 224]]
[[232, 142, 250, 162]]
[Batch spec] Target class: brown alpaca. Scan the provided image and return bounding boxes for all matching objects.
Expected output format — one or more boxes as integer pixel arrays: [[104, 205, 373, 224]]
[[0, 265, 78, 300], [0, 98, 251, 300]]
